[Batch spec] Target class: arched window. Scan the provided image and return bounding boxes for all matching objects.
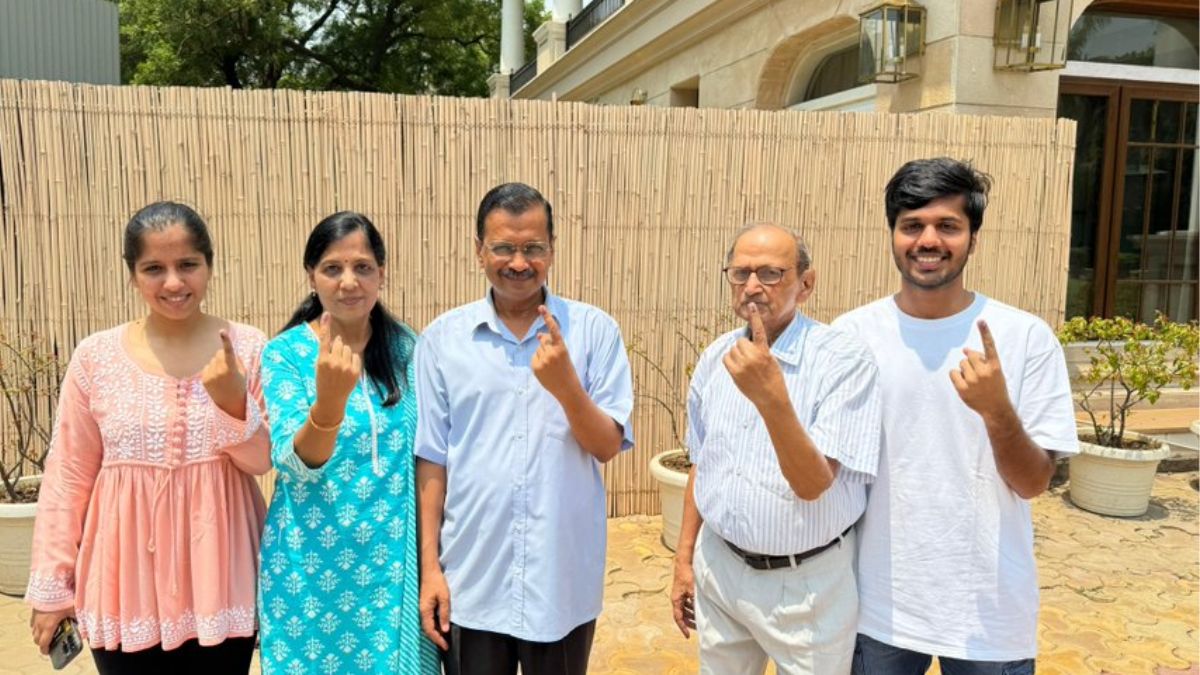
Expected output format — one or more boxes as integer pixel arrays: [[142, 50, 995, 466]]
[[803, 44, 860, 101], [787, 40, 876, 112], [1068, 12, 1198, 69]]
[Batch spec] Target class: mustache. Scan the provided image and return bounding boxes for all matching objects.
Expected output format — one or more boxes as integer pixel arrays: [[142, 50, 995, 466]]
[[500, 269, 536, 280]]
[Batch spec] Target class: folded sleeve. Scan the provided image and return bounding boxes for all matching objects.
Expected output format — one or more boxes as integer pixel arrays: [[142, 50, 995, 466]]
[[413, 334, 451, 466], [214, 338, 272, 476], [585, 316, 635, 452], [806, 353, 882, 482], [261, 338, 327, 483]]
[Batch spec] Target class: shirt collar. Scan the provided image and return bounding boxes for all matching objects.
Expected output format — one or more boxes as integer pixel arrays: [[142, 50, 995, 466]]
[[760, 311, 810, 366], [473, 287, 566, 341]]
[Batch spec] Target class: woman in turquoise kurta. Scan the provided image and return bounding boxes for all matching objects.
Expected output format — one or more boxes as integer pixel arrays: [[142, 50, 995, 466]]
[[258, 211, 438, 675]]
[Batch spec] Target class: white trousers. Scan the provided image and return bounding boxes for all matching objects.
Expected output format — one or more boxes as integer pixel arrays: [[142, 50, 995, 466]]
[[694, 526, 858, 675]]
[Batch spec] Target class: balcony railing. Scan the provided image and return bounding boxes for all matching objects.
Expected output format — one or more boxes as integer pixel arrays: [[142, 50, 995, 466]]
[[566, 0, 624, 51], [511, 59, 538, 93]]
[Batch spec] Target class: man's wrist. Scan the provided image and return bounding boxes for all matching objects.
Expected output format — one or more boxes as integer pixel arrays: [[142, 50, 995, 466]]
[[752, 384, 791, 418], [981, 400, 1019, 430]]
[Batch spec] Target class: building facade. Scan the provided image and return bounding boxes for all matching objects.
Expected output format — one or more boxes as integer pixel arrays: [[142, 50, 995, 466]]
[[0, 0, 119, 85], [499, 0, 1198, 323]]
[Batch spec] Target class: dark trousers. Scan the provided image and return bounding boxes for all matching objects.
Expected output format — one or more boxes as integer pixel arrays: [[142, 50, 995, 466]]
[[90, 636, 256, 675], [852, 634, 1036, 675], [442, 620, 596, 675]]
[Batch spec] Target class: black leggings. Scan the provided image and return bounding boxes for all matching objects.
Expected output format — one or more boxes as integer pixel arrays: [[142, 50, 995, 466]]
[[90, 636, 256, 675]]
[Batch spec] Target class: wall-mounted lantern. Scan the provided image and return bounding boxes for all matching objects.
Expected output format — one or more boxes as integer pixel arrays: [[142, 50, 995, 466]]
[[994, 0, 1073, 71], [858, 0, 926, 83]]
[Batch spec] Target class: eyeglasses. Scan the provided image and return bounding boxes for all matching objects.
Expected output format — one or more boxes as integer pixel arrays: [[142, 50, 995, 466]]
[[483, 241, 552, 261], [722, 266, 792, 286]]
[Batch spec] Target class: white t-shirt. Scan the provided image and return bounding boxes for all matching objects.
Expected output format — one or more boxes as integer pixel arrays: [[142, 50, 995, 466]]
[[833, 293, 1078, 661]]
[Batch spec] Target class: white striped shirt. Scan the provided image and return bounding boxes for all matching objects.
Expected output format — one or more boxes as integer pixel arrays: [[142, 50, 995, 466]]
[[689, 312, 882, 555]]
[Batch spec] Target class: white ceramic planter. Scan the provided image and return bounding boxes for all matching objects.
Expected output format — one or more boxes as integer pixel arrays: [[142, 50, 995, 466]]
[[1069, 433, 1171, 517], [649, 450, 689, 551], [0, 476, 41, 596]]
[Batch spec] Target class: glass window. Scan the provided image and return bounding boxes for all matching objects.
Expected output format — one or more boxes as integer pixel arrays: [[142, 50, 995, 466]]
[[804, 45, 859, 101], [1068, 12, 1199, 69], [1059, 92, 1110, 319]]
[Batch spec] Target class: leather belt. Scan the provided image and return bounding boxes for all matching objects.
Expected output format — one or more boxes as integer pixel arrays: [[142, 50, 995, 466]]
[[723, 525, 853, 571]]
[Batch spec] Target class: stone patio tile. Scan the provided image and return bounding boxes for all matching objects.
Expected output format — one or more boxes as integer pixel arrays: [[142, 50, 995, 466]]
[[0, 474, 1194, 674]]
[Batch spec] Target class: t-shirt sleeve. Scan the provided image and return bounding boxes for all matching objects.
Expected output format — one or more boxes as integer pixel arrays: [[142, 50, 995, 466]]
[[1018, 328, 1079, 457]]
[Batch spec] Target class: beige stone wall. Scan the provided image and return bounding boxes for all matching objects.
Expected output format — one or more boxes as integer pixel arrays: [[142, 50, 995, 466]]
[[525, 0, 1106, 118]]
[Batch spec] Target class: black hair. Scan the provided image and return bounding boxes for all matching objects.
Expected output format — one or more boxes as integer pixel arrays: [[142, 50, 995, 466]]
[[884, 158, 992, 233], [281, 211, 413, 407], [475, 182, 554, 240], [123, 201, 214, 272]]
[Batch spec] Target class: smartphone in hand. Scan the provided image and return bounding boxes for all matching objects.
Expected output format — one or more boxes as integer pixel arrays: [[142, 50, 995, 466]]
[[49, 618, 83, 670]]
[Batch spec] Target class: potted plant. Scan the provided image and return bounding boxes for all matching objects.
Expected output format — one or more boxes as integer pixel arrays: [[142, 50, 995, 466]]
[[1057, 315, 1198, 517], [0, 330, 63, 595]]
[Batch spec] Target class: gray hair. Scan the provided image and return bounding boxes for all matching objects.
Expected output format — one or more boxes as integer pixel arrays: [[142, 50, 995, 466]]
[[725, 222, 812, 272]]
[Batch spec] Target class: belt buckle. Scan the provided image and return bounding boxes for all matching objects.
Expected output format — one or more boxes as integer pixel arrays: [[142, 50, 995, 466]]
[[746, 554, 770, 570], [766, 555, 793, 570]]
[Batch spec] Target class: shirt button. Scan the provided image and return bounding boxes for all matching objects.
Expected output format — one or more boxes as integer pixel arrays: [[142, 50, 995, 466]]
[[515, 433, 524, 440]]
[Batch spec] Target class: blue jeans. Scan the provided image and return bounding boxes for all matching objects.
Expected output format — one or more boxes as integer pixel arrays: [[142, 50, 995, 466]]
[[852, 634, 1035, 675]]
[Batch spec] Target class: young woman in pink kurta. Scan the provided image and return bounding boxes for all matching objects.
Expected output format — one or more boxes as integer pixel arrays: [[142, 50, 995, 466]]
[[26, 202, 271, 673]]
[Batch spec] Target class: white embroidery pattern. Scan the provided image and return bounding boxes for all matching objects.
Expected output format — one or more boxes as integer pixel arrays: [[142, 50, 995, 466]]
[[77, 605, 257, 651], [25, 571, 74, 606]]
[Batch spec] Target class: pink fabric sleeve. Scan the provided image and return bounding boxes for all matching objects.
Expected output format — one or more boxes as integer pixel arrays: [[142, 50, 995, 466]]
[[26, 360, 102, 612], [215, 348, 272, 477]]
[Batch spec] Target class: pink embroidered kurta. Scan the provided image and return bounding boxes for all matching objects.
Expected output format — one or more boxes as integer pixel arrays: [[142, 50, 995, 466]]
[[26, 322, 271, 652]]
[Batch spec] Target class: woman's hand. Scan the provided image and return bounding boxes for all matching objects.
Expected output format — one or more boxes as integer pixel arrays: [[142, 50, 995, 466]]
[[312, 313, 362, 425], [30, 607, 75, 656], [201, 329, 248, 420]]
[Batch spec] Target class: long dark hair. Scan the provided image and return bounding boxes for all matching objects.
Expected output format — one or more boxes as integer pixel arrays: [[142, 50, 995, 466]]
[[281, 211, 413, 407]]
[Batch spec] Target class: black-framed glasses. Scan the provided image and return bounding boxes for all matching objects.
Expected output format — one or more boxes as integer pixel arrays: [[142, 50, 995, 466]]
[[483, 241, 552, 261], [722, 266, 792, 286]]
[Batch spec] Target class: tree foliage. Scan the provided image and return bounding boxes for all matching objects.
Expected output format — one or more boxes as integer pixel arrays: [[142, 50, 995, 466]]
[[119, 0, 548, 96]]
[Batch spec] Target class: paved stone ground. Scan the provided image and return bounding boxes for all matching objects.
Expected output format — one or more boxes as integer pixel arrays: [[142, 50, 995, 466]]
[[1, 473, 1196, 674]]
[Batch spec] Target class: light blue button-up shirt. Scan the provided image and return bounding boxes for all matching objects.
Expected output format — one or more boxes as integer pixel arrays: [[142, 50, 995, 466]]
[[414, 289, 635, 642], [689, 312, 881, 555]]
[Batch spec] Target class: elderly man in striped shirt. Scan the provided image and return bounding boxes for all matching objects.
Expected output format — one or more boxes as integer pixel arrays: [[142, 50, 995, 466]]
[[670, 223, 882, 675]]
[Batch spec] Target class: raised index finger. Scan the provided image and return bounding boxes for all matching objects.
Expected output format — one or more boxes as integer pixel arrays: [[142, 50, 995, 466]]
[[539, 305, 562, 343], [978, 320, 997, 360], [748, 303, 767, 347], [219, 329, 237, 361], [318, 312, 332, 351]]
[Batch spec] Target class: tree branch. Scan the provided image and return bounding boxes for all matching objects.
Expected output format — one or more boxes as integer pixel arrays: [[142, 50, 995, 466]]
[[298, 0, 342, 47], [282, 38, 379, 91]]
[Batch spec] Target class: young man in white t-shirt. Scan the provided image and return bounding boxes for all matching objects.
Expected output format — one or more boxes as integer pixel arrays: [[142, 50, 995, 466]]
[[833, 158, 1078, 675]]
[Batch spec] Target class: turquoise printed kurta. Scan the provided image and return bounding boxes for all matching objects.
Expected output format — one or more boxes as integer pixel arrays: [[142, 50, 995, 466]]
[[259, 324, 438, 675]]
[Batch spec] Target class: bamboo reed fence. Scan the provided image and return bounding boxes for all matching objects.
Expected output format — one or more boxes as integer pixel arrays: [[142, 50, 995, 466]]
[[0, 79, 1076, 515]]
